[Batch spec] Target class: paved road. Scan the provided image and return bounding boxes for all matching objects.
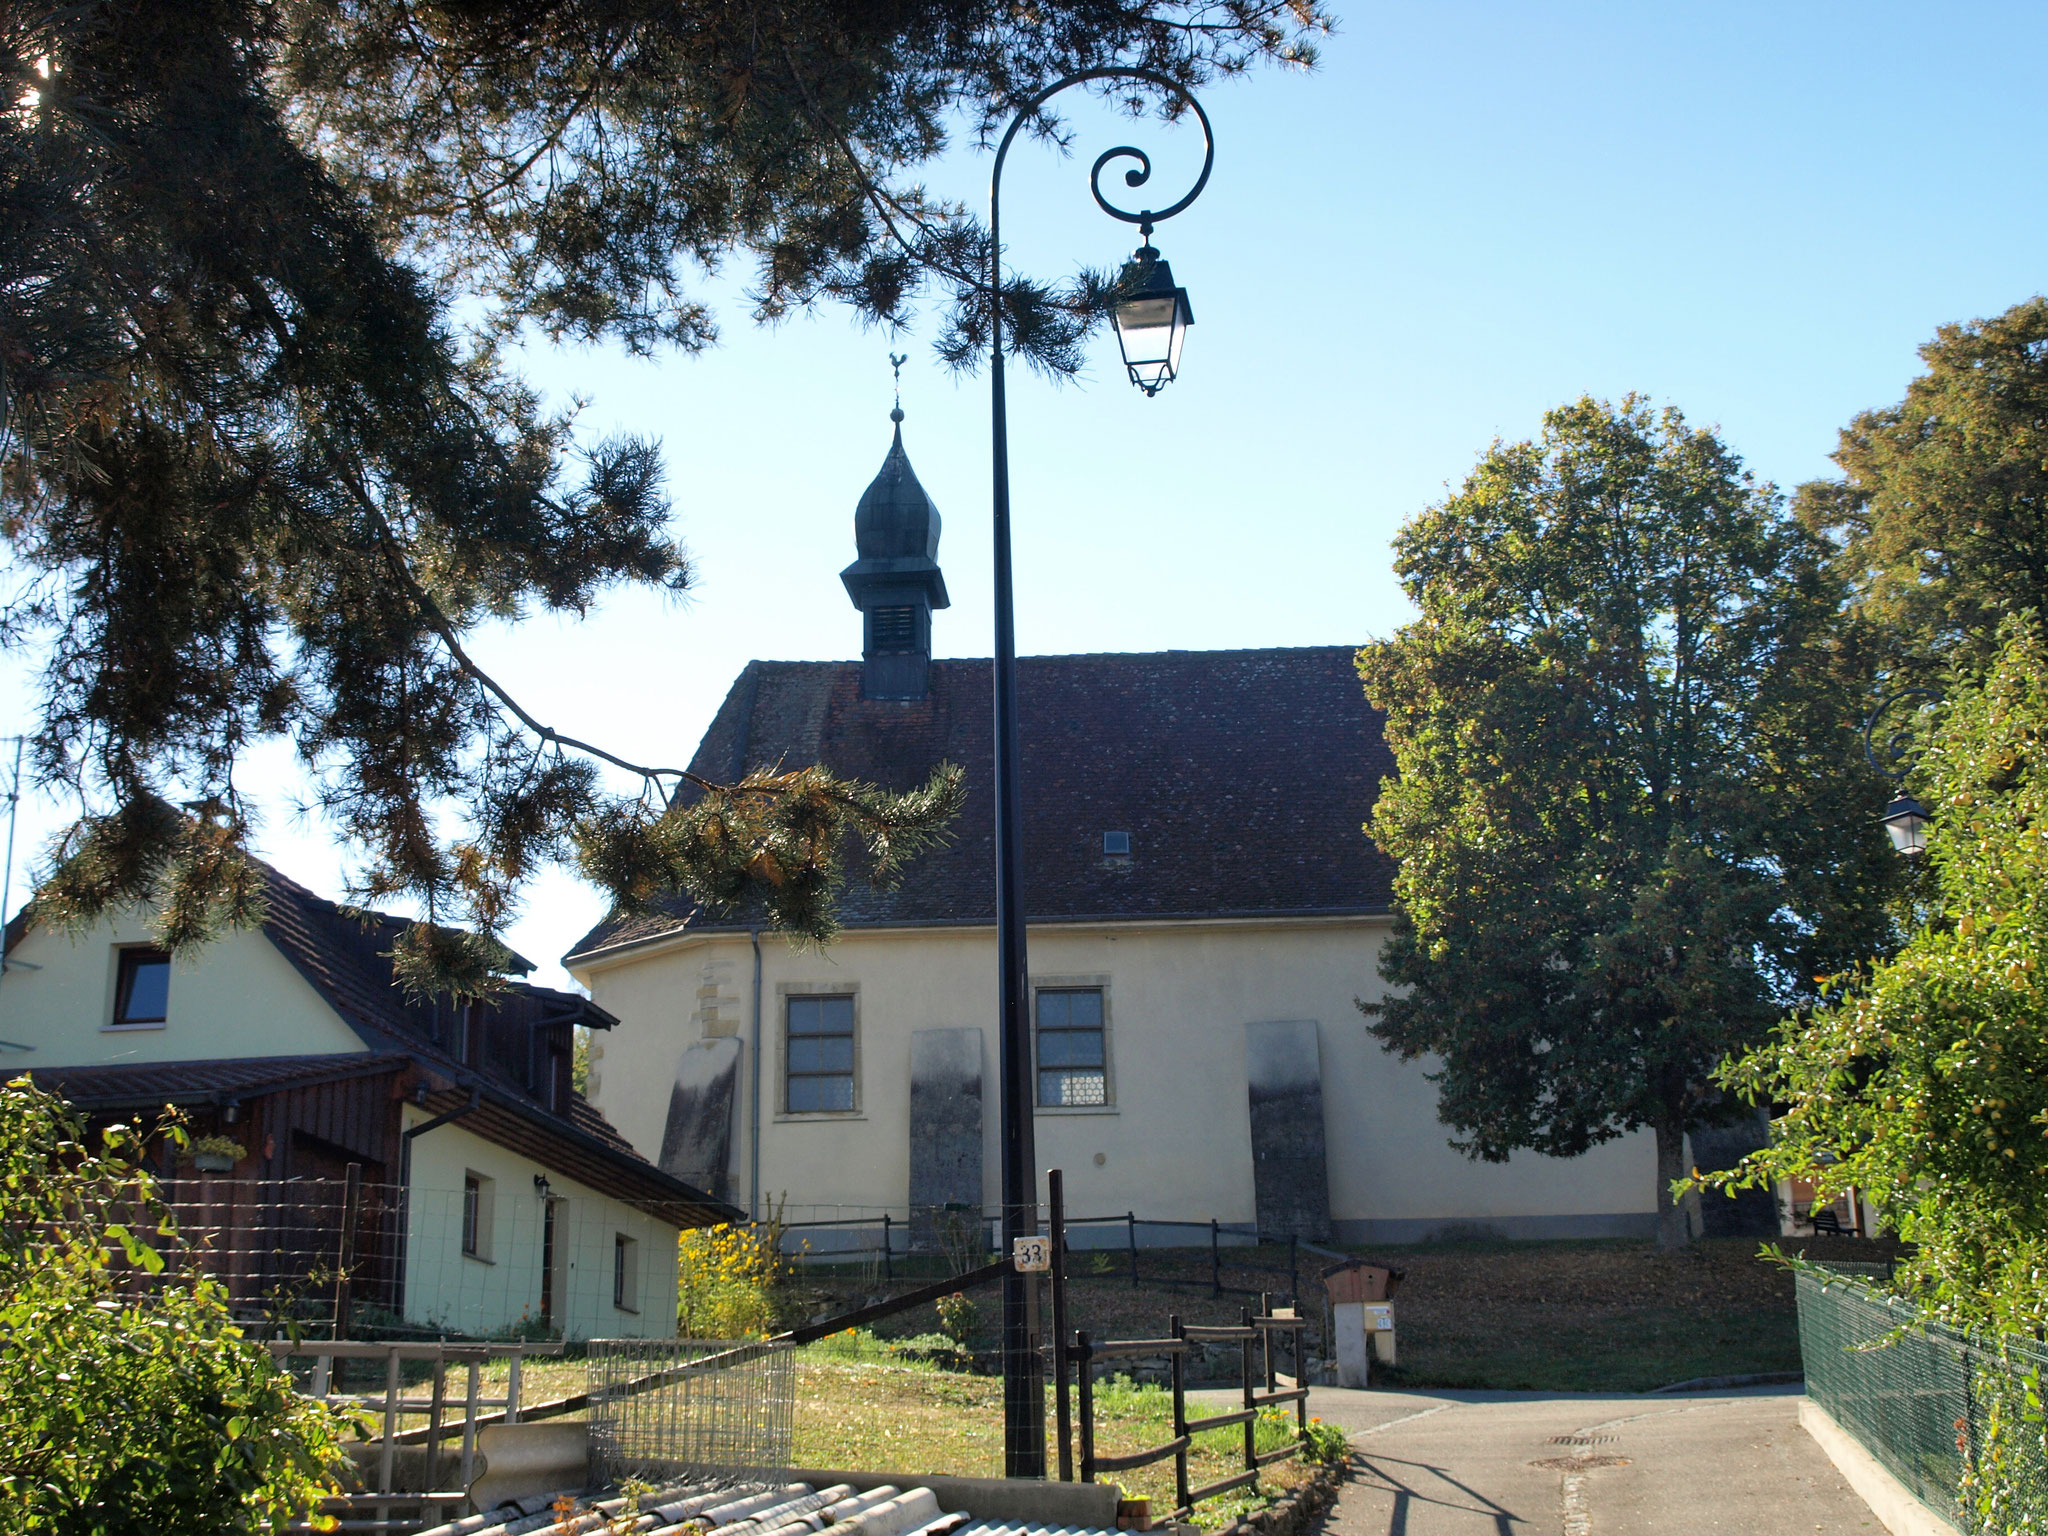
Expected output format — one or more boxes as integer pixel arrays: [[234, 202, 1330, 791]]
[[1204, 1386, 1879, 1535]]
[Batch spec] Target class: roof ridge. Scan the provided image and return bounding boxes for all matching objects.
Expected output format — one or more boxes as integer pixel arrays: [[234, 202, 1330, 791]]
[[729, 643, 1361, 671]]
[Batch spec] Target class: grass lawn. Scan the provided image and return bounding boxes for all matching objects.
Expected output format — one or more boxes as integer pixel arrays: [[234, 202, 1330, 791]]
[[808, 1234, 1898, 1394], [791, 1335, 1314, 1530], [1359, 1235, 1898, 1393]]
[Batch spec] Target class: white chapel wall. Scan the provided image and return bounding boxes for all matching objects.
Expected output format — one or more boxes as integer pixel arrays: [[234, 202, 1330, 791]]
[[576, 918, 1656, 1243]]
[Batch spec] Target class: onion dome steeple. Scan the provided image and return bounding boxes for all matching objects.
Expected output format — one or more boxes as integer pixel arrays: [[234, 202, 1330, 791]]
[[841, 387, 948, 701]]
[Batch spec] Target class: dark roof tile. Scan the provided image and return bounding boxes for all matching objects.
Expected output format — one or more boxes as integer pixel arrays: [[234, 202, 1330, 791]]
[[569, 645, 1393, 960], [24, 1053, 413, 1109]]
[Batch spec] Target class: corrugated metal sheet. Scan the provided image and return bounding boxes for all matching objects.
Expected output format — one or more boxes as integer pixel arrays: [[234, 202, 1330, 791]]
[[421, 1481, 1123, 1536]]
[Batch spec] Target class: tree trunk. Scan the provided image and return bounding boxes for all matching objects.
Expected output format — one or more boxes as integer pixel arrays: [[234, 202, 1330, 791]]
[[1654, 1121, 1692, 1251]]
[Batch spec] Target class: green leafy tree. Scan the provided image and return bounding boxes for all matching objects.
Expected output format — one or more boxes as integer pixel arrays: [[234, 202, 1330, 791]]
[[1706, 618, 2048, 1531], [0, 1076, 353, 1533], [1357, 396, 1901, 1248], [1800, 296, 2048, 684], [0, 1, 1324, 987], [1710, 616, 2048, 1334]]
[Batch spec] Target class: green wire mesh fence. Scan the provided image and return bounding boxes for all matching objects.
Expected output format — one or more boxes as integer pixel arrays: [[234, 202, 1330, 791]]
[[1796, 1269, 2048, 1532]]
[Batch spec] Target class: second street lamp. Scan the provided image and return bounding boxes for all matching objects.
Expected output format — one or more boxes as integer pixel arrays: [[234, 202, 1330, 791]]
[[985, 67, 1215, 1479], [1864, 686, 1940, 859], [1879, 793, 1932, 857]]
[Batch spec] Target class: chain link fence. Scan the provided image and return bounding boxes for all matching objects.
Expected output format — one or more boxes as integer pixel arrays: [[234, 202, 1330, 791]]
[[1797, 1269, 2048, 1531]]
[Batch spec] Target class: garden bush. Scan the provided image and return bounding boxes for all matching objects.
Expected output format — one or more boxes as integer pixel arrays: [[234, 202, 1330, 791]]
[[1707, 616, 2048, 1530], [677, 1216, 791, 1339], [0, 1077, 352, 1534]]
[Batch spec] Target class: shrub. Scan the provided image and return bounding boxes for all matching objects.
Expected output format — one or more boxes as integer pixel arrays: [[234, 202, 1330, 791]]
[[934, 1291, 978, 1345], [1706, 616, 2048, 1530], [1299, 1416, 1350, 1466], [0, 1077, 352, 1534], [677, 1216, 790, 1339]]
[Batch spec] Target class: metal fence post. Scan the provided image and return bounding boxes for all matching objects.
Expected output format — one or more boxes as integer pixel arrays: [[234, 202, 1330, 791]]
[[1076, 1330, 1096, 1483], [427, 1354, 446, 1487], [1128, 1212, 1139, 1288], [1261, 1292, 1276, 1394], [377, 1345, 401, 1527], [1294, 1314, 1308, 1432], [460, 1358, 481, 1492], [1171, 1315, 1190, 1516], [1210, 1219, 1221, 1297], [1050, 1169, 1073, 1481], [1240, 1305, 1256, 1480], [1288, 1236, 1298, 1309], [333, 1163, 362, 1338], [882, 1213, 893, 1282]]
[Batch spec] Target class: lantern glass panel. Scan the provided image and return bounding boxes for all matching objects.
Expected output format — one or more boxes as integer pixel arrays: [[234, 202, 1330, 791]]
[[1114, 293, 1180, 389], [1881, 797, 1930, 856]]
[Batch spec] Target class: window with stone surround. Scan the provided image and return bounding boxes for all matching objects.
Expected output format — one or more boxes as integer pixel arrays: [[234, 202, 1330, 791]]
[[1035, 987, 1107, 1107], [784, 994, 856, 1113]]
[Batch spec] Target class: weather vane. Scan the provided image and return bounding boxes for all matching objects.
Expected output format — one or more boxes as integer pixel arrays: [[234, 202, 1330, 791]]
[[889, 352, 908, 418]]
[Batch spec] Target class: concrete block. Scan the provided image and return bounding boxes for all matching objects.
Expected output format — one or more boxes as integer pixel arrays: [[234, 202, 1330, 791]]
[[784, 1470, 1121, 1529], [469, 1422, 590, 1513]]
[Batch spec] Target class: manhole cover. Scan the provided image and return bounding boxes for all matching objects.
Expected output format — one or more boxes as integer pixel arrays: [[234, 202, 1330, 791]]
[[1531, 1454, 1631, 1471], [1547, 1435, 1617, 1446]]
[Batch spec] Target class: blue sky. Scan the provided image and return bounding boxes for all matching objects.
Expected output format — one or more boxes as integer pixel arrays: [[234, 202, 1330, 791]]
[[4, 2, 2046, 989]]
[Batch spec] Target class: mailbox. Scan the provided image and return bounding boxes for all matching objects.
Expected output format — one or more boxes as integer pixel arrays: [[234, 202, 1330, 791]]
[[1323, 1259, 1404, 1387]]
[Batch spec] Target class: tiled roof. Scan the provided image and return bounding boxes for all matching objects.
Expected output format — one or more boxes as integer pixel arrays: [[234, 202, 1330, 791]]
[[567, 645, 1394, 961], [9, 851, 728, 1218], [24, 1052, 413, 1109]]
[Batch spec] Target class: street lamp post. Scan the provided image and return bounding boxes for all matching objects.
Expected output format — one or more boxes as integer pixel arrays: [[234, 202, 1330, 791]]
[[986, 69, 1214, 1478]]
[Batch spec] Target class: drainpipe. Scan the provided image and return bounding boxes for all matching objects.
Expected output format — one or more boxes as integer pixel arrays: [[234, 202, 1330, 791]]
[[749, 928, 763, 1222], [393, 1086, 481, 1321], [399, 1085, 482, 1187]]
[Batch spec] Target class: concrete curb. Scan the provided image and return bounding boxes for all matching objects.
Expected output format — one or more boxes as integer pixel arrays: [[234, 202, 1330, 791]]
[[1799, 1398, 1963, 1536], [1650, 1370, 1804, 1394]]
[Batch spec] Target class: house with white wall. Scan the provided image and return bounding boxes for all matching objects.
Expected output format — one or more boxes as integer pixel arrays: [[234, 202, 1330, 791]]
[[2, 857, 736, 1336], [565, 413, 1685, 1248]]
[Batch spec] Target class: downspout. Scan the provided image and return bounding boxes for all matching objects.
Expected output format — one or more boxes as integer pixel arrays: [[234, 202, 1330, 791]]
[[400, 1085, 483, 1186], [394, 1086, 481, 1322], [749, 928, 763, 1222]]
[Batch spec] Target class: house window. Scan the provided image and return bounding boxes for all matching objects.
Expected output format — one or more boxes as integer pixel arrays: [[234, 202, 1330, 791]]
[[461, 1171, 495, 1260], [613, 1233, 639, 1312], [785, 995, 856, 1113], [1036, 988, 1107, 1107], [111, 947, 172, 1028]]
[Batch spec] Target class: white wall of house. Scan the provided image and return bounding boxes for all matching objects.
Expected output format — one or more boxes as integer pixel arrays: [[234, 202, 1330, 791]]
[[576, 916, 1657, 1243], [403, 1110, 680, 1339], [0, 909, 363, 1066]]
